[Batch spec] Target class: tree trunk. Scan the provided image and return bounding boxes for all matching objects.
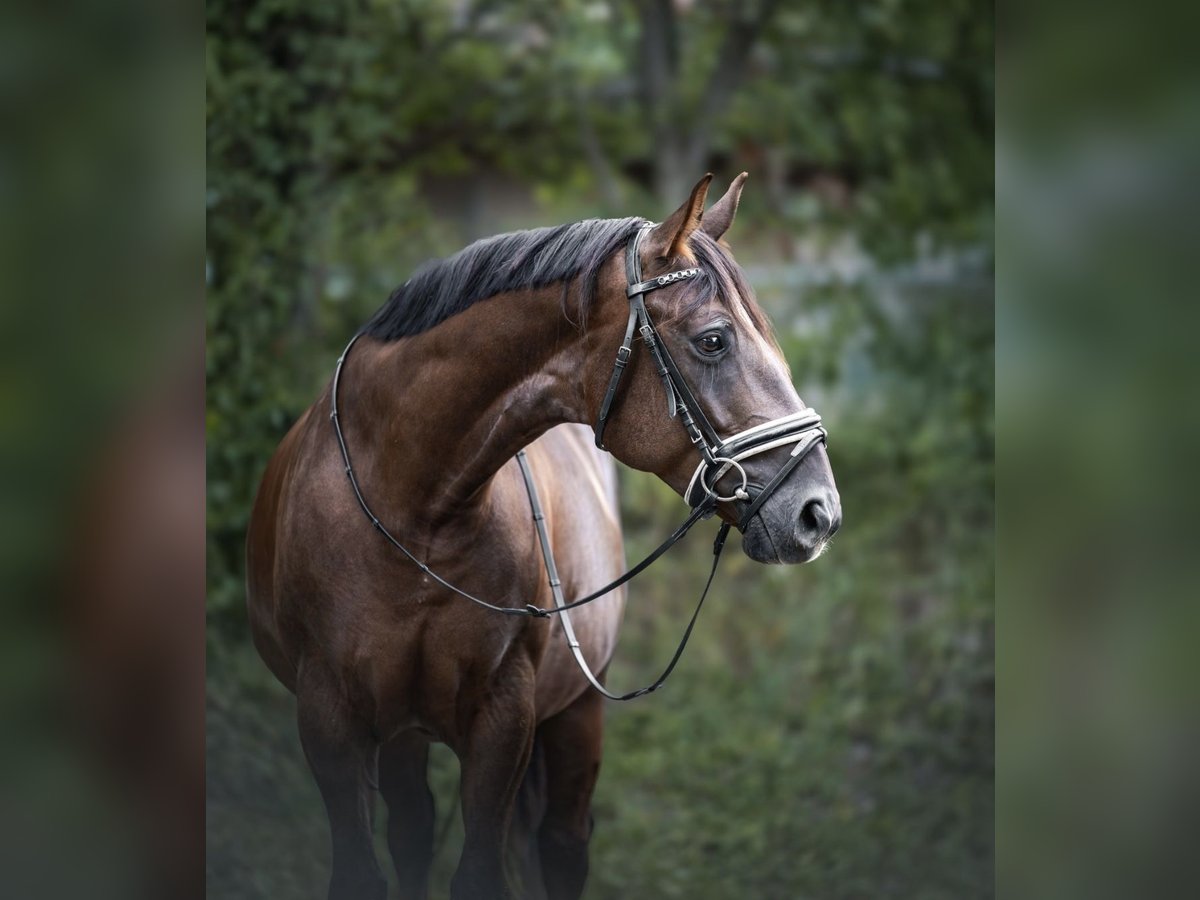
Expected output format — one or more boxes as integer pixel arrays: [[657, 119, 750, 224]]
[[639, 0, 687, 205], [638, 0, 782, 205]]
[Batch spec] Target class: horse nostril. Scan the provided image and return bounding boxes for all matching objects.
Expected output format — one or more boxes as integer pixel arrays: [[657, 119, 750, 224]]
[[799, 499, 830, 537], [799, 495, 841, 544]]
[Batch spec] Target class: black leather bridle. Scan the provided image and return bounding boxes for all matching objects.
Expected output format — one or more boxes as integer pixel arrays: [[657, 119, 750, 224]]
[[330, 224, 828, 700], [596, 224, 827, 527]]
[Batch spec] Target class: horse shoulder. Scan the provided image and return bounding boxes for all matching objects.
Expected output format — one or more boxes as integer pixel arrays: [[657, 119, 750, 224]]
[[526, 426, 626, 716]]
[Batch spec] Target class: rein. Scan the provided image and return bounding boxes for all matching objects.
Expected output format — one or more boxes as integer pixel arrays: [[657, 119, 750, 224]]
[[329, 224, 827, 700]]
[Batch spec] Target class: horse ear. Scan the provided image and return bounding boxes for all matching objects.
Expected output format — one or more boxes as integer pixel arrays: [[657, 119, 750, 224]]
[[647, 174, 713, 261], [701, 172, 748, 241]]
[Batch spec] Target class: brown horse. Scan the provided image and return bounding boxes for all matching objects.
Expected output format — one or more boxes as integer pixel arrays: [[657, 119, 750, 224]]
[[246, 174, 841, 900]]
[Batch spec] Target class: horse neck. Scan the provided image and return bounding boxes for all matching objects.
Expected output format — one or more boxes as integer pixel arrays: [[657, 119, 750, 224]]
[[338, 284, 590, 525]]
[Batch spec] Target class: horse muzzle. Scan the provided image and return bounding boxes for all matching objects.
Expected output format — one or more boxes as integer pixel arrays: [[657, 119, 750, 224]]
[[683, 410, 828, 524]]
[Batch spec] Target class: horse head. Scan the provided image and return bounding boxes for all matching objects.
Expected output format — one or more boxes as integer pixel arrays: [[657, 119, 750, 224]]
[[587, 174, 841, 564]]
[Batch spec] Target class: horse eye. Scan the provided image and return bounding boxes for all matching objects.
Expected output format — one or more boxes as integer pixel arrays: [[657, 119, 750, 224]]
[[696, 332, 725, 355]]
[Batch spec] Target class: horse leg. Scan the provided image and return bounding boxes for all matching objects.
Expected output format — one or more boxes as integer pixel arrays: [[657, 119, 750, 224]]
[[379, 731, 436, 899], [536, 686, 605, 900], [511, 738, 549, 900], [451, 668, 537, 900], [296, 662, 387, 900]]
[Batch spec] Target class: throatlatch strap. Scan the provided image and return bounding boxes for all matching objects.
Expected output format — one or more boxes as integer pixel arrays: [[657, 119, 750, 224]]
[[517, 450, 730, 701], [596, 224, 722, 456], [594, 304, 639, 450]]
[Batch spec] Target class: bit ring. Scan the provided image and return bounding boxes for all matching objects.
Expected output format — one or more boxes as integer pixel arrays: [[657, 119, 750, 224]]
[[704, 457, 750, 503]]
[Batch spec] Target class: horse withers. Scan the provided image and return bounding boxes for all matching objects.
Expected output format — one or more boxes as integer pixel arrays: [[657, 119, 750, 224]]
[[245, 173, 841, 900]]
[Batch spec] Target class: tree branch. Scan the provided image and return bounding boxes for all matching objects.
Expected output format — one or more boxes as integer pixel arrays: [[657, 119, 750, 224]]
[[682, 0, 781, 176], [639, 0, 682, 202], [574, 87, 624, 211]]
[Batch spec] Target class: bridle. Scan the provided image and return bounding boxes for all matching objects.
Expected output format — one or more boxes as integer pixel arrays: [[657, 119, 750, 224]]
[[329, 223, 828, 700], [595, 224, 827, 528]]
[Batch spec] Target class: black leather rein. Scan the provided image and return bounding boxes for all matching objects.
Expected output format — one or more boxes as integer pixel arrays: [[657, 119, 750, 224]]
[[329, 224, 827, 700]]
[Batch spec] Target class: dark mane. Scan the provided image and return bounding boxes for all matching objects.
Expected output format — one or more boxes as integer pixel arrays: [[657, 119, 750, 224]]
[[361, 215, 775, 344], [362, 217, 645, 341]]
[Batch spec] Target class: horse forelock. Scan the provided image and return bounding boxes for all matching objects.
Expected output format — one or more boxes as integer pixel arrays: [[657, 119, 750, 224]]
[[661, 231, 781, 353]]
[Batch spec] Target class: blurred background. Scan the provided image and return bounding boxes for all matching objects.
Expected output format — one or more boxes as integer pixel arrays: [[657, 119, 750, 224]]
[[3, 0, 1195, 897], [206, 1, 993, 898]]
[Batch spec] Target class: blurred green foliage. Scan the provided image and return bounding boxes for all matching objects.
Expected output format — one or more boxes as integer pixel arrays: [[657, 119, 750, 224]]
[[207, 1, 992, 897]]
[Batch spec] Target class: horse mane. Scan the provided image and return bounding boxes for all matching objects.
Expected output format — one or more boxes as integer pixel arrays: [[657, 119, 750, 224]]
[[362, 217, 645, 341], [361, 215, 774, 342]]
